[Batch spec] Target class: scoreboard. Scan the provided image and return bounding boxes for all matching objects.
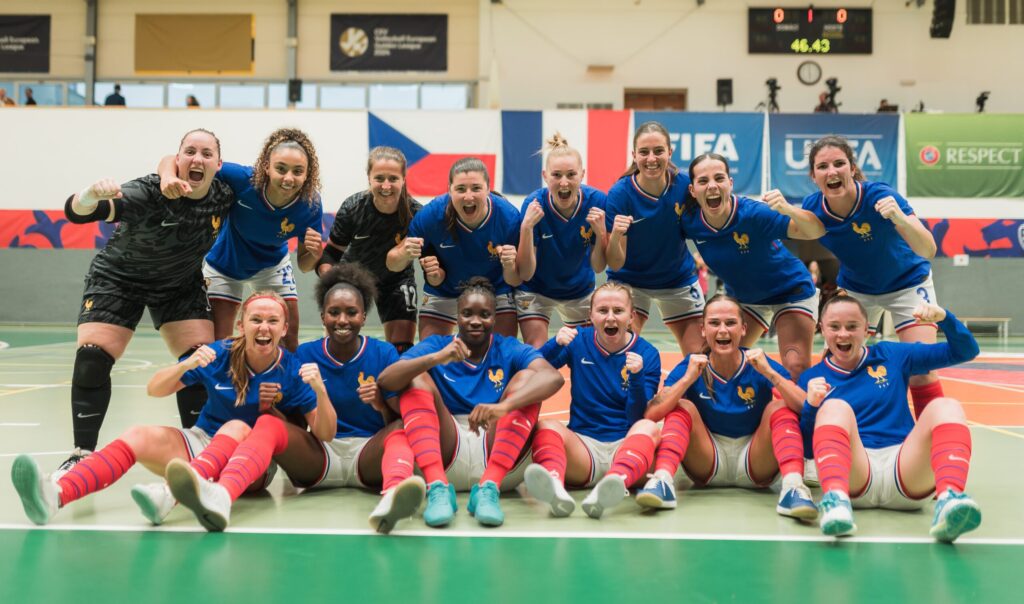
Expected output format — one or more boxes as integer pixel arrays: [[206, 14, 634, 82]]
[[749, 7, 872, 54]]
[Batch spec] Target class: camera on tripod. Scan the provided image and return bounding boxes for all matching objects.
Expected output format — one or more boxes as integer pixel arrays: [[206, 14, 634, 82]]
[[825, 78, 841, 94], [766, 78, 781, 92]]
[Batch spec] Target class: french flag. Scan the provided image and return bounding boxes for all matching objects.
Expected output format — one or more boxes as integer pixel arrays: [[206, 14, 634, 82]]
[[500, 110, 632, 195]]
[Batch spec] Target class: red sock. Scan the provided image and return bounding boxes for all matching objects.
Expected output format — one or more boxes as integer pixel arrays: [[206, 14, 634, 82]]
[[813, 425, 851, 495], [218, 415, 289, 501], [608, 433, 655, 487], [481, 403, 541, 486], [399, 388, 447, 484], [190, 433, 239, 481], [769, 407, 805, 477], [654, 408, 692, 475], [57, 439, 136, 506], [531, 428, 567, 484], [930, 423, 972, 494], [911, 381, 944, 419], [381, 429, 416, 492]]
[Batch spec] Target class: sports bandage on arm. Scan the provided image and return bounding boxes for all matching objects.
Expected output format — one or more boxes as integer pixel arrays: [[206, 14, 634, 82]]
[[64, 194, 119, 224]]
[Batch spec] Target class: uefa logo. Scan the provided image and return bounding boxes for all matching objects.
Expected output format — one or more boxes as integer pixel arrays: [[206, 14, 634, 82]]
[[919, 146, 941, 166], [339, 27, 369, 58]]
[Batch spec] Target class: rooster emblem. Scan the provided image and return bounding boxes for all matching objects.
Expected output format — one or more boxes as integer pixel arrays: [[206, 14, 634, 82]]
[[279, 218, 295, 237], [867, 365, 888, 387], [488, 368, 505, 390], [620, 365, 630, 390], [852, 222, 872, 241], [737, 386, 756, 405], [358, 372, 376, 386], [83, 298, 94, 313], [211, 215, 222, 234], [580, 225, 594, 245], [733, 232, 750, 251], [675, 202, 684, 217], [487, 241, 500, 259]]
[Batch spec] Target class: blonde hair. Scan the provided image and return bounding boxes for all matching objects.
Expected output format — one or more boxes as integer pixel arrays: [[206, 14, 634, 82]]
[[229, 291, 288, 407], [699, 294, 743, 400], [542, 132, 583, 170], [590, 281, 635, 312]]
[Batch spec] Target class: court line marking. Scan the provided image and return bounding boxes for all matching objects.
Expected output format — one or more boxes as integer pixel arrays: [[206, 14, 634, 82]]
[[0, 522, 1019, 546], [967, 421, 1024, 441], [933, 376, 1024, 394], [0, 423, 40, 427]]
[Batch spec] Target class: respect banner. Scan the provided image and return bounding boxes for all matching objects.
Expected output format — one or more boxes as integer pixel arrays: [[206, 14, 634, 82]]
[[906, 114, 1024, 198]]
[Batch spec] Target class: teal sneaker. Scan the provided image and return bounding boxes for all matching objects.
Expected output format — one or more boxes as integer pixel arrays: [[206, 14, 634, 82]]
[[818, 490, 856, 537], [930, 488, 982, 543], [423, 480, 456, 528], [11, 454, 60, 526], [468, 481, 504, 527]]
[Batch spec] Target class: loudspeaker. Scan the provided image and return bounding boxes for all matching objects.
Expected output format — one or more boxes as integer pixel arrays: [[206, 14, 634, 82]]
[[716, 78, 733, 107], [930, 0, 955, 39], [288, 79, 302, 103]]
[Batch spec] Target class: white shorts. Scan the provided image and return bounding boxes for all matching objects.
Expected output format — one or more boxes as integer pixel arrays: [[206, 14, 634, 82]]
[[514, 290, 591, 327], [804, 445, 931, 510], [444, 414, 530, 492], [678, 432, 779, 490], [177, 426, 277, 490], [631, 284, 706, 324], [420, 291, 516, 324], [203, 255, 298, 303], [574, 433, 625, 488], [300, 436, 371, 489], [741, 289, 820, 332], [845, 274, 938, 335]]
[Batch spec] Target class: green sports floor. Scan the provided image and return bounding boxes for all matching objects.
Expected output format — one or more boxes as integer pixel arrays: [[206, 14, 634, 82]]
[[1, 326, 1023, 603]]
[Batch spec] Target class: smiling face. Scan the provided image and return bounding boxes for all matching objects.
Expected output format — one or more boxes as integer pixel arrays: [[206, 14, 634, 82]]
[[632, 131, 672, 184], [265, 146, 309, 205], [820, 300, 870, 368], [590, 288, 634, 350], [368, 158, 405, 211], [810, 145, 857, 202], [238, 298, 288, 357], [701, 298, 746, 357], [689, 157, 734, 220], [449, 171, 489, 226], [321, 286, 365, 349], [457, 292, 495, 348], [543, 153, 584, 210], [176, 131, 222, 199]]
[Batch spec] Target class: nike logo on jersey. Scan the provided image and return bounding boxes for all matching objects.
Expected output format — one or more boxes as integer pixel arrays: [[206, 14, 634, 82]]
[[632, 217, 647, 224], [695, 240, 707, 245], [76, 412, 101, 419], [354, 235, 370, 240], [190, 410, 202, 415], [214, 383, 233, 391], [948, 454, 969, 463], [440, 243, 456, 249], [442, 373, 457, 383], [238, 201, 254, 209], [581, 358, 596, 365], [161, 220, 180, 227], [699, 393, 712, 400], [541, 234, 554, 239]]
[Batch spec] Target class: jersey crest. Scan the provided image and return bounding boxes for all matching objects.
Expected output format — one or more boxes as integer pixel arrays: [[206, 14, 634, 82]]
[[358, 371, 376, 386], [852, 222, 872, 241], [83, 298, 93, 313], [675, 202, 684, 217], [867, 364, 889, 387], [487, 241, 500, 259], [580, 225, 594, 246], [279, 217, 295, 237], [620, 364, 630, 390], [737, 385, 756, 406], [211, 215, 222, 234], [733, 232, 750, 253], [488, 368, 505, 390]]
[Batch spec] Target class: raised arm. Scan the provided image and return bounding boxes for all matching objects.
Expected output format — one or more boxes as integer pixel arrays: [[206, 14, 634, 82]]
[[876, 196, 937, 259], [147, 345, 216, 397], [763, 189, 825, 240], [65, 179, 123, 223], [298, 363, 339, 442], [645, 355, 706, 421], [745, 348, 806, 412], [605, 214, 632, 271], [517, 201, 543, 282], [377, 338, 469, 392], [587, 207, 608, 272]]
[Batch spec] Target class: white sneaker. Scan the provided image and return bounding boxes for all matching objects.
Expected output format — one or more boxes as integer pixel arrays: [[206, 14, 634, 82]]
[[819, 490, 857, 537], [369, 476, 426, 534], [131, 482, 176, 525], [524, 463, 576, 517], [581, 473, 627, 519], [52, 448, 91, 482], [165, 458, 232, 532], [11, 454, 60, 525]]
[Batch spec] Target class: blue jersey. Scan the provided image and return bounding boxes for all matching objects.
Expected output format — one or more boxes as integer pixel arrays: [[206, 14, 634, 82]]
[[519, 185, 606, 300], [205, 162, 324, 280], [181, 339, 318, 435], [295, 336, 399, 439], [798, 312, 979, 453], [604, 172, 697, 289], [801, 180, 930, 295], [407, 194, 521, 298], [681, 195, 816, 305], [664, 350, 790, 438], [540, 328, 660, 442], [400, 334, 542, 415]]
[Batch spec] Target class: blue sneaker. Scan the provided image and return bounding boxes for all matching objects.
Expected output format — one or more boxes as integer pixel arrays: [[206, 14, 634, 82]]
[[819, 490, 856, 537], [423, 480, 457, 528], [635, 471, 677, 510], [468, 481, 504, 527], [930, 488, 982, 543], [777, 483, 818, 520]]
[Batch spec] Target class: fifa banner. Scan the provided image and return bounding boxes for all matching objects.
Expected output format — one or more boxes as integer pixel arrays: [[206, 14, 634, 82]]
[[331, 14, 446, 72], [0, 15, 50, 72], [906, 114, 1024, 198], [635, 112, 765, 196], [768, 114, 899, 201]]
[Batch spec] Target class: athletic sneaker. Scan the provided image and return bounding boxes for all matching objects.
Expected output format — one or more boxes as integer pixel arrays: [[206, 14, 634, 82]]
[[131, 482, 176, 526], [818, 490, 856, 537], [524, 463, 575, 517], [369, 476, 426, 535], [423, 480, 457, 528], [777, 483, 818, 520], [11, 454, 61, 525], [165, 458, 232, 532], [930, 488, 982, 543], [635, 471, 677, 510], [581, 473, 628, 519], [52, 448, 91, 482], [468, 481, 504, 527]]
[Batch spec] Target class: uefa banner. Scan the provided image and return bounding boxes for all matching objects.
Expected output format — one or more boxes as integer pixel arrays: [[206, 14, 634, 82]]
[[330, 14, 446, 72], [635, 112, 764, 196], [0, 15, 50, 72], [768, 114, 899, 201], [906, 114, 1024, 198]]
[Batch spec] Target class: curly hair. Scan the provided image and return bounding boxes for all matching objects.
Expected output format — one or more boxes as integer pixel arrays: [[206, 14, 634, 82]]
[[251, 128, 322, 206], [315, 262, 378, 315], [456, 275, 496, 309]]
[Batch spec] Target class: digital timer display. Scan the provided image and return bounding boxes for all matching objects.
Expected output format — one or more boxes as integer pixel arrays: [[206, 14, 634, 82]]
[[749, 7, 872, 54]]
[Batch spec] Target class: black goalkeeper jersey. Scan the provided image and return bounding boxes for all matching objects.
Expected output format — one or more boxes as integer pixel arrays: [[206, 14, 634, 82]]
[[328, 190, 422, 288]]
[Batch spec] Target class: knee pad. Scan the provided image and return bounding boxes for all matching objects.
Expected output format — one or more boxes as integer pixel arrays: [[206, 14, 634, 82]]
[[73, 344, 115, 389]]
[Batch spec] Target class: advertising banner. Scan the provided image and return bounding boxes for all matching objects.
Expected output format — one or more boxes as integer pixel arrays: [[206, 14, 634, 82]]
[[0, 15, 49, 73], [331, 14, 446, 72]]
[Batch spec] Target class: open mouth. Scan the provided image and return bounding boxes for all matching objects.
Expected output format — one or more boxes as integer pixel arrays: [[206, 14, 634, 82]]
[[188, 169, 204, 184], [556, 189, 572, 201], [462, 202, 479, 217], [332, 327, 352, 337], [835, 342, 853, 353], [254, 335, 273, 347], [705, 193, 723, 210], [603, 324, 620, 337], [826, 178, 843, 191]]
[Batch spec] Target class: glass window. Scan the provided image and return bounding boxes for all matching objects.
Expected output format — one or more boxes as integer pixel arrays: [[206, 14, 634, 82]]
[[320, 85, 366, 109], [168, 83, 216, 109], [68, 82, 87, 106], [421, 84, 469, 110], [219, 84, 266, 109], [368, 84, 418, 110], [95, 83, 165, 108], [0, 81, 13, 105], [268, 82, 318, 109]]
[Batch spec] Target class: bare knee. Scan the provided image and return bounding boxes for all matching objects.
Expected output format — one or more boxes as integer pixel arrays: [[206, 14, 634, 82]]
[[676, 398, 699, 417], [120, 425, 158, 452], [918, 397, 966, 425], [627, 418, 660, 440], [815, 398, 854, 425], [763, 398, 791, 417], [217, 420, 251, 441], [537, 419, 566, 434]]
